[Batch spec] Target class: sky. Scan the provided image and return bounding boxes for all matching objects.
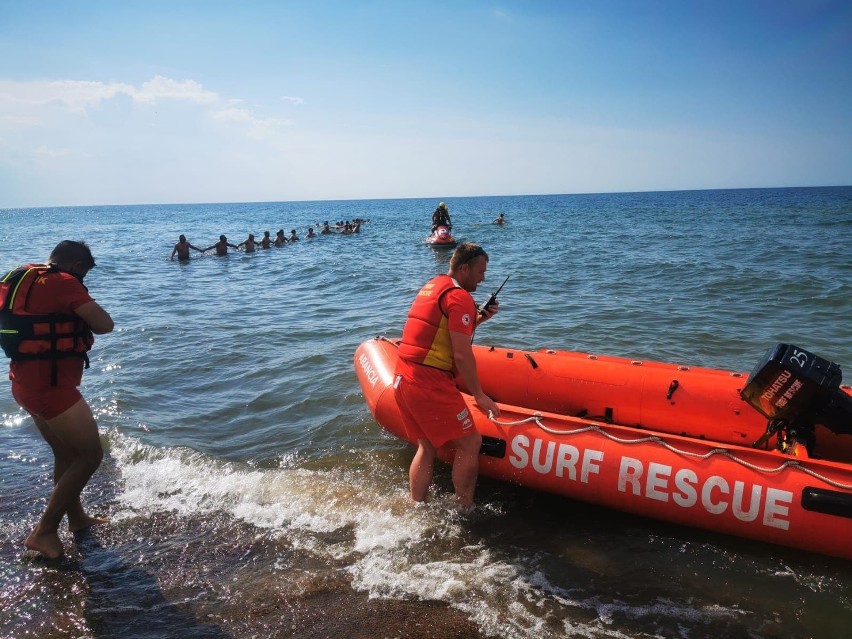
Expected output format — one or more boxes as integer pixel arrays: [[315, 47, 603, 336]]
[[1, 0, 851, 207]]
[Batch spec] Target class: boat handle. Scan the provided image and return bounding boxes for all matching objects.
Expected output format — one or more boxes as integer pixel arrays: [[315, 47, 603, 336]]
[[667, 379, 680, 400]]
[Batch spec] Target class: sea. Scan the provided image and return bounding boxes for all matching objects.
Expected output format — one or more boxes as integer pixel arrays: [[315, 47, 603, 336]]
[[1, 186, 851, 639]]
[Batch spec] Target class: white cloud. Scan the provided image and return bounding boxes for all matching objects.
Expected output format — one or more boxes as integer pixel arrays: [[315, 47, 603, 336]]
[[135, 75, 219, 105], [0, 76, 218, 114], [0, 75, 293, 146], [211, 107, 292, 140], [280, 96, 304, 105], [211, 107, 257, 124], [0, 74, 306, 205], [0, 79, 133, 113]]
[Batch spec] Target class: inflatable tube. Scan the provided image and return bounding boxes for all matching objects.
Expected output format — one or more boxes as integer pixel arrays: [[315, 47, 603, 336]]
[[354, 337, 852, 560]]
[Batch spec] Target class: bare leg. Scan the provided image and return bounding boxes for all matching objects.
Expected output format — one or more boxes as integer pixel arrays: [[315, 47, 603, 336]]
[[25, 399, 104, 559], [451, 432, 482, 509], [31, 414, 108, 532], [409, 438, 436, 502]]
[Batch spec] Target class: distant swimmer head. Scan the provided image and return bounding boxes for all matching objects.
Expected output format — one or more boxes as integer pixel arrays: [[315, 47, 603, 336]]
[[220, 235, 227, 241], [438, 202, 447, 210], [179, 234, 186, 242]]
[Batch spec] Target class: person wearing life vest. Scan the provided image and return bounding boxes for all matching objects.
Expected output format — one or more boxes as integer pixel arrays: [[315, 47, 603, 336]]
[[2, 240, 114, 559], [431, 202, 452, 233], [394, 242, 500, 510]]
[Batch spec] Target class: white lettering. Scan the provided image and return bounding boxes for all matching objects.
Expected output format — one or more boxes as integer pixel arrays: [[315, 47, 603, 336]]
[[763, 488, 793, 530], [618, 456, 644, 495], [358, 353, 379, 388], [701, 476, 730, 515], [731, 481, 761, 522], [554, 443, 579, 479], [532, 439, 556, 475], [760, 370, 792, 402], [510, 435, 603, 484], [673, 468, 698, 507], [581, 449, 604, 483], [509, 435, 530, 469], [646, 463, 672, 502], [507, 437, 791, 532]]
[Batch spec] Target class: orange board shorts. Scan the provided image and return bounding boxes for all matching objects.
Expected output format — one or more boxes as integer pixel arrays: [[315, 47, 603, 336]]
[[12, 383, 83, 420], [394, 359, 476, 448]]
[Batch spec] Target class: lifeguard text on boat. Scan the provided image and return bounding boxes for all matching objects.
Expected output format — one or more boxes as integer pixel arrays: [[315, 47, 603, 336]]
[[508, 434, 793, 530]]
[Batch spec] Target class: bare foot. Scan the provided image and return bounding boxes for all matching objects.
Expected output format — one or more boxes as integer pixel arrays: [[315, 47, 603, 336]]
[[24, 529, 64, 560], [68, 514, 109, 533]]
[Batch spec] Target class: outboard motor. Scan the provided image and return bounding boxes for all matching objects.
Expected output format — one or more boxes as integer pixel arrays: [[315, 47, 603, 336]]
[[741, 344, 852, 448]]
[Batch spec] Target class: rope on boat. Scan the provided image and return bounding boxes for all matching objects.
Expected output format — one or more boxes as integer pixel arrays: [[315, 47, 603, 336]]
[[488, 412, 852, 491]]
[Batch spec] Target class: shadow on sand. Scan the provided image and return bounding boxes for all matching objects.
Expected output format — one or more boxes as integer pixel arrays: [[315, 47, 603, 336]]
[[74, 528, 230, 639]]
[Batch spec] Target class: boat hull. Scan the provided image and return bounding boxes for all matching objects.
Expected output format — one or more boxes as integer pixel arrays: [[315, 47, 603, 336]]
[[355, 337, 852, 560], [425, 225, 457, 248]]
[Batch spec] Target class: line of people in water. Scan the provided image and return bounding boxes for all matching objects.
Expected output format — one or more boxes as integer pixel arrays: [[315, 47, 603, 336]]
[[170, 220, 367, 259]]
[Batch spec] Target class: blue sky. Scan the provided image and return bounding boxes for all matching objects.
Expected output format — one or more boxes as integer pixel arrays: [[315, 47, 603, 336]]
[[1, 0, 850, 207]]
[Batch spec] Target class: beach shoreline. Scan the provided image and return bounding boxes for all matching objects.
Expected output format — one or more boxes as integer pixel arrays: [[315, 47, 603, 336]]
[[6, 506, 489, 639]]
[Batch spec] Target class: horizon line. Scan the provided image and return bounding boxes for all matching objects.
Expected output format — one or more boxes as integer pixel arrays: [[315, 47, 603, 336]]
[[2, 183, 850, 211]]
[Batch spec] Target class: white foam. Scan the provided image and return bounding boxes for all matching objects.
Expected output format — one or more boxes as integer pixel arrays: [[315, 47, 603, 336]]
[[108, 432, 749, 639]]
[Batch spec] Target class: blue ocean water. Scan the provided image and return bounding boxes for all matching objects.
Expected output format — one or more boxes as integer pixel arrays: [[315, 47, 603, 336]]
[[1, 187, 851, 638]]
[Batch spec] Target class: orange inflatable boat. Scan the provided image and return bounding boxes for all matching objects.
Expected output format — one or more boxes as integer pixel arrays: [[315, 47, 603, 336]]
[[355, 337, 852, 560]]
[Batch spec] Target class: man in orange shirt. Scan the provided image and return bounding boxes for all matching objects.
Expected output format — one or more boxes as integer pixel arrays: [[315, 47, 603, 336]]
[[2, 240, 114, 558], [394, 243, 500, 510]]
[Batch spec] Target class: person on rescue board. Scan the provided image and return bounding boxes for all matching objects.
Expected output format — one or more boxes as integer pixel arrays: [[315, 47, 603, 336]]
[[431, 201, 452, 233], [2, 240, 114, 559], [393, 242, 500, 511]]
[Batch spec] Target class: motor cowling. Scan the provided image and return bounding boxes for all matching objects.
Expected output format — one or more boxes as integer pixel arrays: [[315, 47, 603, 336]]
[[741, 343, 852, 436]]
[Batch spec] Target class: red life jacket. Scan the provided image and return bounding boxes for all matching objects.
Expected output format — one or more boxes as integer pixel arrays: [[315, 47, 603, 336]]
[[398, 274, 463, 371], [0, 264, 93, 385]]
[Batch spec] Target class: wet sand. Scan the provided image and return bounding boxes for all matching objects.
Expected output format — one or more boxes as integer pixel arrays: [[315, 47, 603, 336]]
[[7, 510, 489, 639], [211, 588, 488, 639]]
